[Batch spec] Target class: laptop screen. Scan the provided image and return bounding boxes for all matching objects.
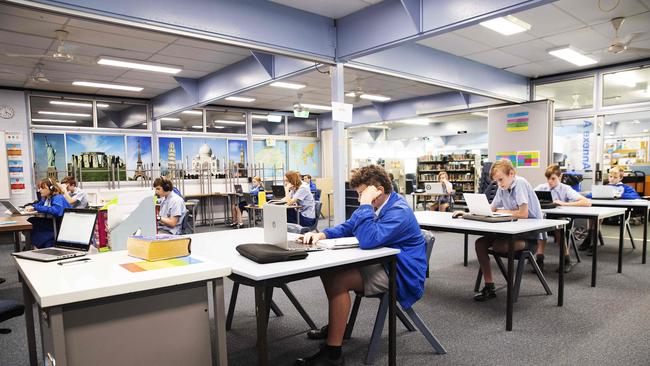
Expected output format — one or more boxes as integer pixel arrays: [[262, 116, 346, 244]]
[[57, 210, 98, 249], [272, 185, 285, 199]]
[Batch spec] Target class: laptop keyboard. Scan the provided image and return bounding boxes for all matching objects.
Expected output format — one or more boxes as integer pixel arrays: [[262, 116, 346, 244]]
[[36, 248, 73, 256]]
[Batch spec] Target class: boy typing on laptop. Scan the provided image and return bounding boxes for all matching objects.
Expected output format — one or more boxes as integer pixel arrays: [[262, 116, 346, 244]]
[[473, 159, 544, 302], [585, 167, 640, 200]]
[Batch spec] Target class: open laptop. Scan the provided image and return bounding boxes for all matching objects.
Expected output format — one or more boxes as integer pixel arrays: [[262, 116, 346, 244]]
[[0, 200, 30, 215], [13, 209, 98, 262], [591, 185, 620, 199], [535, 191, 557, 209], [233, 184, 243, 194], [462, 193, 516, 223], [424, 182, 445, 195], [271, 185, 286, 199], [263, 204, 321, 252]]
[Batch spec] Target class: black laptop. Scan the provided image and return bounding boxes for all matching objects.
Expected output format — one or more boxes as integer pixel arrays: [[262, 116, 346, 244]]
[[535, 191, 557, 209], [234, 184, 243, 194], [271, 185, 286, 199]]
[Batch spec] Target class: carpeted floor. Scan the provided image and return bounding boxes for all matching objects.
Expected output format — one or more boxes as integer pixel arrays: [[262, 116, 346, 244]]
[[1, 219, 650, 365]]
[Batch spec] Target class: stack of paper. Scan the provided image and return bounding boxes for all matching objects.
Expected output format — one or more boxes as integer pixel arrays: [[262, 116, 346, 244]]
[[318, 237, 359, 250]]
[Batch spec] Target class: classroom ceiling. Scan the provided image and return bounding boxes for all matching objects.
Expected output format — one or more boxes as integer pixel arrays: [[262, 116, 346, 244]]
[[269, 0, 383, 19], [417, 0, 650, 77]]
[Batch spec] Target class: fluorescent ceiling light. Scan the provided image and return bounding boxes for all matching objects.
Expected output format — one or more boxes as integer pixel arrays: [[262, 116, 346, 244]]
[[225, 96, 256, 102], [211, 125, 225, 129], [96, 103, 109, 108], [73, 81, 143, 92], [300, 103, 332, 111], [609, 132, 614, 135], [97, 57, 181, 74], [32, 118, 77, 123], [49, 100, 92, 108], [480, 15, 531, 35], [38, 111, 90, 117], [191, 125, 203, 129], [359, 94, 391, 102], [471, 112, 488, 117], [605, 121, 612, 125], [270, 81, 305, 89], [633, 120, 641, 124], [214, 120, 245, 125], [181, 110, 203, 115], [252, 114, 283, 122], [547, 46, 597, 67], [160, 117, 180, 121], [399, 118, 430, 126]]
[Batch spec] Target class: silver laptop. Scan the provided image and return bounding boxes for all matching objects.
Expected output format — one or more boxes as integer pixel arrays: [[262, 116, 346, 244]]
[[424, 182, 445, 195], [13, 209, 98, 262], [0, 200, 28, 215], [591, 185, 620, 199], [463, 193, 512, 217], [263, 204, 321, 252]]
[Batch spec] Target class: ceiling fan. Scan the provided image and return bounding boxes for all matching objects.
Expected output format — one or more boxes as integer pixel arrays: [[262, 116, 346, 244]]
[[345, 79, 364, 102], [606, 17, 650, 54], [2, 29, 94, 64], [29, 63, 50, 84]]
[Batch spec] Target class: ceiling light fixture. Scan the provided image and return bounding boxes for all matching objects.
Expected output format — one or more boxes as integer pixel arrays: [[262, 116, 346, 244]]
[[211, 125, 225, 129], [38, 111, 90, 117], [547, 46, 597, 67], [191, 125, 203, 129], [399, 118, 430, 126], [97, 57, 182, 74], [359, 94, 391, 102], [605, 121, 612, 125], [214, 120, 246, 125], [479, 15, 531, 35], [32, 118, 77, 123], [471, 111, 488, 117], [49, 101, 91, 108], [270, 81, 306, 90], [181, 110, 203, 115], [252, 114, 283, 122], [160, 117, 180, 121], [300, 103, 332, 111], [225, 96, 256, 102], [96, 103, 109, 108], [73, 81, 143, 92], [633, 120, 641, 124]]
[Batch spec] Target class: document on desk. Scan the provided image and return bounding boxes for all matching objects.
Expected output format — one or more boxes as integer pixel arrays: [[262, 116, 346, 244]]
[[318, 237, 359, 249]]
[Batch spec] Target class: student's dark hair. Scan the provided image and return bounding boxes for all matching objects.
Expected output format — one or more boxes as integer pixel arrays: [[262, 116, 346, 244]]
[[61, 176, 77, 186], [153, 177, 174, 192], [544, 164, 562, 179], [285, 171, 302, 188], [350, 165, 393, 194], [388, 172, 395, 180], [38, 177, 63, 195]]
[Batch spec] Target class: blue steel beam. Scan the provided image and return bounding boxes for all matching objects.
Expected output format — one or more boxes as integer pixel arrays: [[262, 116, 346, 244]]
[[16, 0, 336, 60], [337, 0, 555, 59], [349, 43, 529, 102]]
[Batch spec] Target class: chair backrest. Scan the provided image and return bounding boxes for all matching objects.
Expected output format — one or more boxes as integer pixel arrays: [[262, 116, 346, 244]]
[[309, 201, 323, 231], [313, 188, 322, 202], [180, 206, 194, 234], [287, 222, 309, 234], [420, 229, 435, 263], [484, 181, 499, 203]]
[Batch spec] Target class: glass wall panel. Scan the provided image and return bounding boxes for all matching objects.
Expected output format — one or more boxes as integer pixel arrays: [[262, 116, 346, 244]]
[[288, 116, 317, 137], [97, 101, 147, 129], [603, 67, 650, 107], [159, 110, 203, 131], [534, 77, 594, 110], [30, 96, 94, 127], [252, 113, 286, 135], [206, 110, 246, 134]]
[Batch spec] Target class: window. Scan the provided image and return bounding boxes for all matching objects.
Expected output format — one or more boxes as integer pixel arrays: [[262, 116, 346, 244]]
[[553, 118, 595, 172], [97, 101, 147, 129], [30, 96, 93, 127], [206, 110, 246, 134], [252, 113, 286, 135], [159, 110, 203, 131], [603, 67, 650, 107], [534, 77, 594, 111], [287, 116, 317, 137]]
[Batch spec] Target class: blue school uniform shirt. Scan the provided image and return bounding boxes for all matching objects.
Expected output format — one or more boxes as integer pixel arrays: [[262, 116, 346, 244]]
[[534, 182, 583, 203], [585, 183, 640, 200], [322, 191, 427, 309], [249, 184, 262, 204], [491, 176, 543, 219], [30, 194, 71, 248]]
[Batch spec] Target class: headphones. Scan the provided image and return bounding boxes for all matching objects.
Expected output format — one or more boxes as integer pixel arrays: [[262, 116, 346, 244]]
[[46, 178, 55, 191], [158, 177, 173, 192]]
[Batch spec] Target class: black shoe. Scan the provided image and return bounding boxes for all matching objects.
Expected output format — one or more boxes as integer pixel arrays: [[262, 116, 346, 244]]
[[556, 257, 573, 273], [0, 277, 5, 285], [531, 255, 544, 273], [307, 325, 328, 340], [295, 345, 344, 366], [474, 283, 496, 302]]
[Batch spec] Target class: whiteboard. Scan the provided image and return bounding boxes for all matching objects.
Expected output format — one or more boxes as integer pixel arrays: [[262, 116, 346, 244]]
[[0, 131, 9, 199]]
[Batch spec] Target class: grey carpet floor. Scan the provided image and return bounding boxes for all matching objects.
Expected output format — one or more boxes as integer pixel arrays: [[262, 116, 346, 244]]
[[1, 219, 650, 365]]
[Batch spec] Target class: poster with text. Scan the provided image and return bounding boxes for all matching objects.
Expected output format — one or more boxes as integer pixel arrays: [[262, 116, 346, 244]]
[[6, 132, 25, 194]]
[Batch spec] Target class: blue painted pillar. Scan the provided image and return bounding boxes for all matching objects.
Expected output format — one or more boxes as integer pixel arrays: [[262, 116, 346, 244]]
[[331, 63, 346, 225]]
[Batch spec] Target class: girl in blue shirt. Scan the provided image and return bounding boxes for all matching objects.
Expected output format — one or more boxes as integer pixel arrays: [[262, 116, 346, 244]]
[[231, 176, 262, 228], [25, 177, 71, 248]]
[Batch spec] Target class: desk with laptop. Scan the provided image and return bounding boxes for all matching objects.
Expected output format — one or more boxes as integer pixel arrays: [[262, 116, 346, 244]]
[[411, 182, 452, 211]]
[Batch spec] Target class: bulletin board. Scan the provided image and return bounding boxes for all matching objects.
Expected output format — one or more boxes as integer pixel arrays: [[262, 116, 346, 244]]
[[488, 100, 554, 188], [0, 131, 10, 199]]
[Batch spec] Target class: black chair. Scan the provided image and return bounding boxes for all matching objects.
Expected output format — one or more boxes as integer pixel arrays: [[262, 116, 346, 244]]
[[307, 201, 322, 232], [344, 230, 446, 364], [313, 188, 322, 202], [474, 240, 552, 303], [0, 300, 25, 334]]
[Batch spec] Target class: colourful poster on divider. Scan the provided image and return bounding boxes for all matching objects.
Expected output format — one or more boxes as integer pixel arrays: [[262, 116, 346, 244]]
[[516, 151, 540, 168], [495, 151, 517, 165], [506, 111, 529, 132]]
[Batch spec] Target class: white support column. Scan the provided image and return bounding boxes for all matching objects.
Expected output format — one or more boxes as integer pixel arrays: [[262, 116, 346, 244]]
[[331, 63, 346, 224], [246, 111, 254, 177]]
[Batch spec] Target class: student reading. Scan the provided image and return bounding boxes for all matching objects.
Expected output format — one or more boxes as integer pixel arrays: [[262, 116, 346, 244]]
[[473, 159, 543, 302], [297, 165, 427, 365], [25, 177, 71, 248], [153, 177, 186, 235], [534, 164, 590, 273]]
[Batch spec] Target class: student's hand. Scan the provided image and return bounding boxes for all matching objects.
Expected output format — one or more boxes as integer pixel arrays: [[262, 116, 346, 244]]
[[25, 206, 35, 212], [359, 186, 381, 205], [554, 200, 565, 206], [301, 232, 326, 244]]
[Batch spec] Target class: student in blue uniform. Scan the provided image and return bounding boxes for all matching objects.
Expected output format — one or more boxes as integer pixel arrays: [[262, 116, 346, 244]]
[[534, 164, 591, 273], [231, 176, 262, 228], [25, 177, 71, 248], [154, 177, 186, 235], [585, 166, 640, 200], [473, 159, 544, 302], [283, 171, 316, 229], [296, 165, 427, 366]]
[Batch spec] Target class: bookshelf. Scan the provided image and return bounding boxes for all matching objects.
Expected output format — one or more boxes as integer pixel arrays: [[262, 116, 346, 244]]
[[345, 181, 359, 219], [416, 153, 479, 207]]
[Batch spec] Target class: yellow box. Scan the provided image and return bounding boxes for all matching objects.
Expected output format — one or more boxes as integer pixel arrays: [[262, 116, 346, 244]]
[[127, 235, 192, 261]]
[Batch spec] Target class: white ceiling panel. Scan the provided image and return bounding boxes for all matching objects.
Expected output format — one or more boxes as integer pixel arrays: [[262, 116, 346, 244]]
[[65, 26, 168, 54], [58, 41, 153, 61], [543, 27, 612, 52], [269, 0, 382, 19], [504, 62, 547, 77], [66, 18, 178, 43], [592, 48, 648, 64], [499, 39, 557, 63], [513, 4, 584, 37], [146, 54, 228, 73], [158, 44, 248, 64], [455, 25, 535, 48], [590, 11, 650, 41], [464, 49, 529, 69], [0, 29, 54, 50], [534, 57, 585, 75], [416, 33, 490, 56], [554, 0, 648, 24], [0, 4, 68, 24], [0, 42, 49, 56], [173, 38, 252, 56], [0, 16, 65, 38], [113, 70, 179, 84], [112, 77, 178, 90]]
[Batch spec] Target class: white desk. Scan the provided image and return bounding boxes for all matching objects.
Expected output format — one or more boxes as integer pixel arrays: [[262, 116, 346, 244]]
[[415, 211, 568, 331], [15, 251, 231, 366], [590, 199, 650, 264], [542, 206, 626, 287], [190, 228, 400, 366]]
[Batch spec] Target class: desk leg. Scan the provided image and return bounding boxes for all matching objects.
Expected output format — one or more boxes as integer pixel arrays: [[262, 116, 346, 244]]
[[643, 208, 648, 264], [24, 231, 31, 251], [506, 237, 514, 331], [13, 232, 20, 252], [412, 194, 416, 211], [255, 286, 273, 366], [212, 279, 228, 366], [388, 257, 397, 366], [591, 219, 599, 287], [618, 213, 624, 274], [21, 277, 37, 366], [463, 234, 468, 267], [327, 194, 332, 228], [558, 227, 565, 307]]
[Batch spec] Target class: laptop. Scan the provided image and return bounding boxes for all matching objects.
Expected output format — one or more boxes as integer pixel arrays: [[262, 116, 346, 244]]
[[263, 204, 321, 252], [424, 182, 445, 195], [234, 184, 243, 194], [13, 209, 98, 262], [591, 185, 620, 199], [271, 185, 286, 199], [462, 193, 516, 223], [535, 191, 557, 209], [0, 200, 28, 215]]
